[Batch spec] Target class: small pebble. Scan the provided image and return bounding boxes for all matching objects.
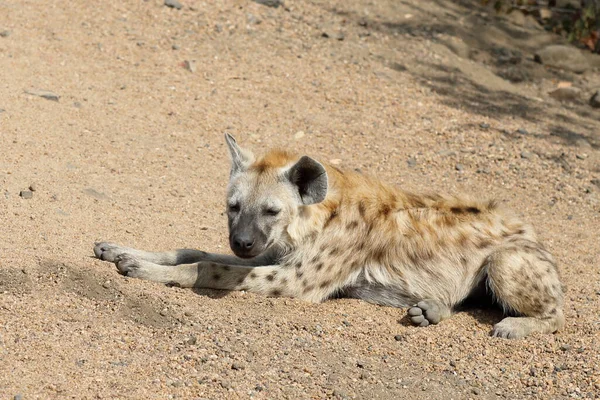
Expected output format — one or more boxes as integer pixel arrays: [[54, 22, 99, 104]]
[[183, 60, 196, 73], [19, 190, 33, 199], [14, 395, 23, 400], [25, 89, 59, 102], [590, 91, 600, 108], [560, 344, 571, 351], [185, 335, 197, 345], [455, 163, 464, 171], [479, 123, 490, 129], [342, 320, 351, 327], [294, 131, 305, 140], [252, 0, 282, 8], [172, 44, 180, 50], [102, 280, 110, 289], [520, 151, 533, 159], [164, 0, 182, 9], [516, 128, 528, 135], [231, 362, 245, 370], [0, 30, 11, 38], [393, 334, 404, 341], [407, 158, 417, 168], [29, 183, 37, 191], [160, 308, 168, 316]]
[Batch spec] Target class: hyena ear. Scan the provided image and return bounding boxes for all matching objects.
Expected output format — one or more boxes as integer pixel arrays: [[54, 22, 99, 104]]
[[287, 156, 328, 205], [224, 133, 255, 175]]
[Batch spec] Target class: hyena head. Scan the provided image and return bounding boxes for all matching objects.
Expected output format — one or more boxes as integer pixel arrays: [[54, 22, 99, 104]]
[[224, 134, 328, 258]]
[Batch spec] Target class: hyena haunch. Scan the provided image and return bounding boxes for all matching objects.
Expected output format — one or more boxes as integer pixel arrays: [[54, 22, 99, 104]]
[[94, 134, 564, 339]]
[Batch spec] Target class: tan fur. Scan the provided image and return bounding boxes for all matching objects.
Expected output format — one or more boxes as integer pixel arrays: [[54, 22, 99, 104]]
[[94, 136, 565, 339]]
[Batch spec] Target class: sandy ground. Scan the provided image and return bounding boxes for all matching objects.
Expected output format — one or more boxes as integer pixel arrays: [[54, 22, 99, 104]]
[[1, 0, 600, 399]]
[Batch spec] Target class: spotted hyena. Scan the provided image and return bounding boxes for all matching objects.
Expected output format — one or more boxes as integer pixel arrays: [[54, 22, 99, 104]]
[[94, 134, 564, 339]]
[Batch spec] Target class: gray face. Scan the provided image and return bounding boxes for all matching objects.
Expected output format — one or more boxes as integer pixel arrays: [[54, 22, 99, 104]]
[[226, 175, 292, 258], [223, 133, 329, 259]]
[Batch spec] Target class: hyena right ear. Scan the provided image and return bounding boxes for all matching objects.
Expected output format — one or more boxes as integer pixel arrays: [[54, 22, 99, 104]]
[[224, 133, 255, 176], [287, 156, 328, 205]]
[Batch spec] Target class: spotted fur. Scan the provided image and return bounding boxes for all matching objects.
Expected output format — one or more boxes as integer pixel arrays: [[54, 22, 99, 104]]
[[94, 134, 565, 339]]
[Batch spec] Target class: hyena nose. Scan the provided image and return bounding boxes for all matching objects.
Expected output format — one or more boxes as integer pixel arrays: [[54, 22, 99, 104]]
[[232, 234, 255, 251]]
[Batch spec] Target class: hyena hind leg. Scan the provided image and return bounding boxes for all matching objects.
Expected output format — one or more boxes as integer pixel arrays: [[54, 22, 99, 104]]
[[486, 240, 565, 339]]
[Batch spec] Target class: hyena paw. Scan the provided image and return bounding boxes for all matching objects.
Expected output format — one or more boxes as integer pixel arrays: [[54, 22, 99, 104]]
[[491, 317, 530, 339], [115, 254, 144, 278], [94, 242, 130, 262], [408, 299, 447, 327]]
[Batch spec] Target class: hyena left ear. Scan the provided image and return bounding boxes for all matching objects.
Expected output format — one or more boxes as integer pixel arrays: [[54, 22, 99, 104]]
[[224, 133, 255, 175], [287, 156, 328, 205]]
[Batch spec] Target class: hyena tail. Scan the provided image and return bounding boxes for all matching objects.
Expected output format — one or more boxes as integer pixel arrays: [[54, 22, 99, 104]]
[[483, 239, 565, 339]]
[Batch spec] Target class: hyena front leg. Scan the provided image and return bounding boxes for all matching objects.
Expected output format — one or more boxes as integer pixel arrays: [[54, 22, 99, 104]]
[[110, 254, 316, 299], [93, 242, 277, 266], [108, 252, 350, 303]]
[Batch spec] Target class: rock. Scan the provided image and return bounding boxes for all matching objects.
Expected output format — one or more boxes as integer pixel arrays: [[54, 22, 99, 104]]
[[0, 108, 5, 113], [102, 280, 110, 289], [247, 13, 261, 25], [294, 131, 305, 140], [534, 45, 590, 73], [252, 0, 282, 8], [455, 163, 464, 171], [83, 188, 109, 201], [516, 128, 529, 135], [0, 30, 10, 38], [29, 183, 37, 191], [164, 0, 182, 9], [185, 335, 197, 345], [19, 190, 33, 199], [393, 334, 404, 341], [183, 60, 196, 73], [25, 89, 59, 102], [13, 395, 22, 400], [171, 44, 180, 50], [231, 362, 245, 370], [322, 30, 344, 40], [160, 308, 168, 316], [560, 344, 571, 351], [590, 91, 600, 108], [479, 123, 490, 129], [549, 86, 581, 102], [520, 151, 533, 159], [407, 158, 417, 168]]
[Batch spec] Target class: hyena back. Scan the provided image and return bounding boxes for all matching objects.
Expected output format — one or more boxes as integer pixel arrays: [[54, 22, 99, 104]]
[[94, 134, 564, 339]]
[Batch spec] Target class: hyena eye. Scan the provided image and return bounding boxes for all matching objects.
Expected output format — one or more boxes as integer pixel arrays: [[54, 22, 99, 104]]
[[263, 208, 281, 217], [228, 203, 240, 213]]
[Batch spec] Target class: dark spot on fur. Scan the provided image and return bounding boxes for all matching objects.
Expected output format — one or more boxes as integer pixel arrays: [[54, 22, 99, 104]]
[[165, 281, 181, 288], [310, 255, 320, 264], [302, 279, 308, 287], [296, 270, 304, 279], [323, 209, 339, 229], [328, 247, 340, 256], [379, 203, 392, 217], [466, 207, 480, 214], [477, 238, 493, 249], [212, 274, 221, 281], [346, 220, 359, 230], [295, 261, 302, 269], [266, 273, 276, 282], [549, 307, 557, 315], [372, 249, 386, 263], [303, 285, 314, 293], [319, 280, 332, 289], [460, 256, 468, 266], [249, 272, 257, 279], [222, 266, 231, 271], [450, 207, 463, 214], [358, 201, 366, 218], [237, 278, 244, 284], [315, 262, 324, 271], [280, 278, 288, 285], [532, 282, 540, 291], [319, 244, 328, 252], [517, 229, 526, 235], [270, 289, 282, 296]]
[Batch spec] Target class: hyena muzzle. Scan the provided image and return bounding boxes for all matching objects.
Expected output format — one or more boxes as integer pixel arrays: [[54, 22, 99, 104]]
[[94, 134, 564, 339]]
